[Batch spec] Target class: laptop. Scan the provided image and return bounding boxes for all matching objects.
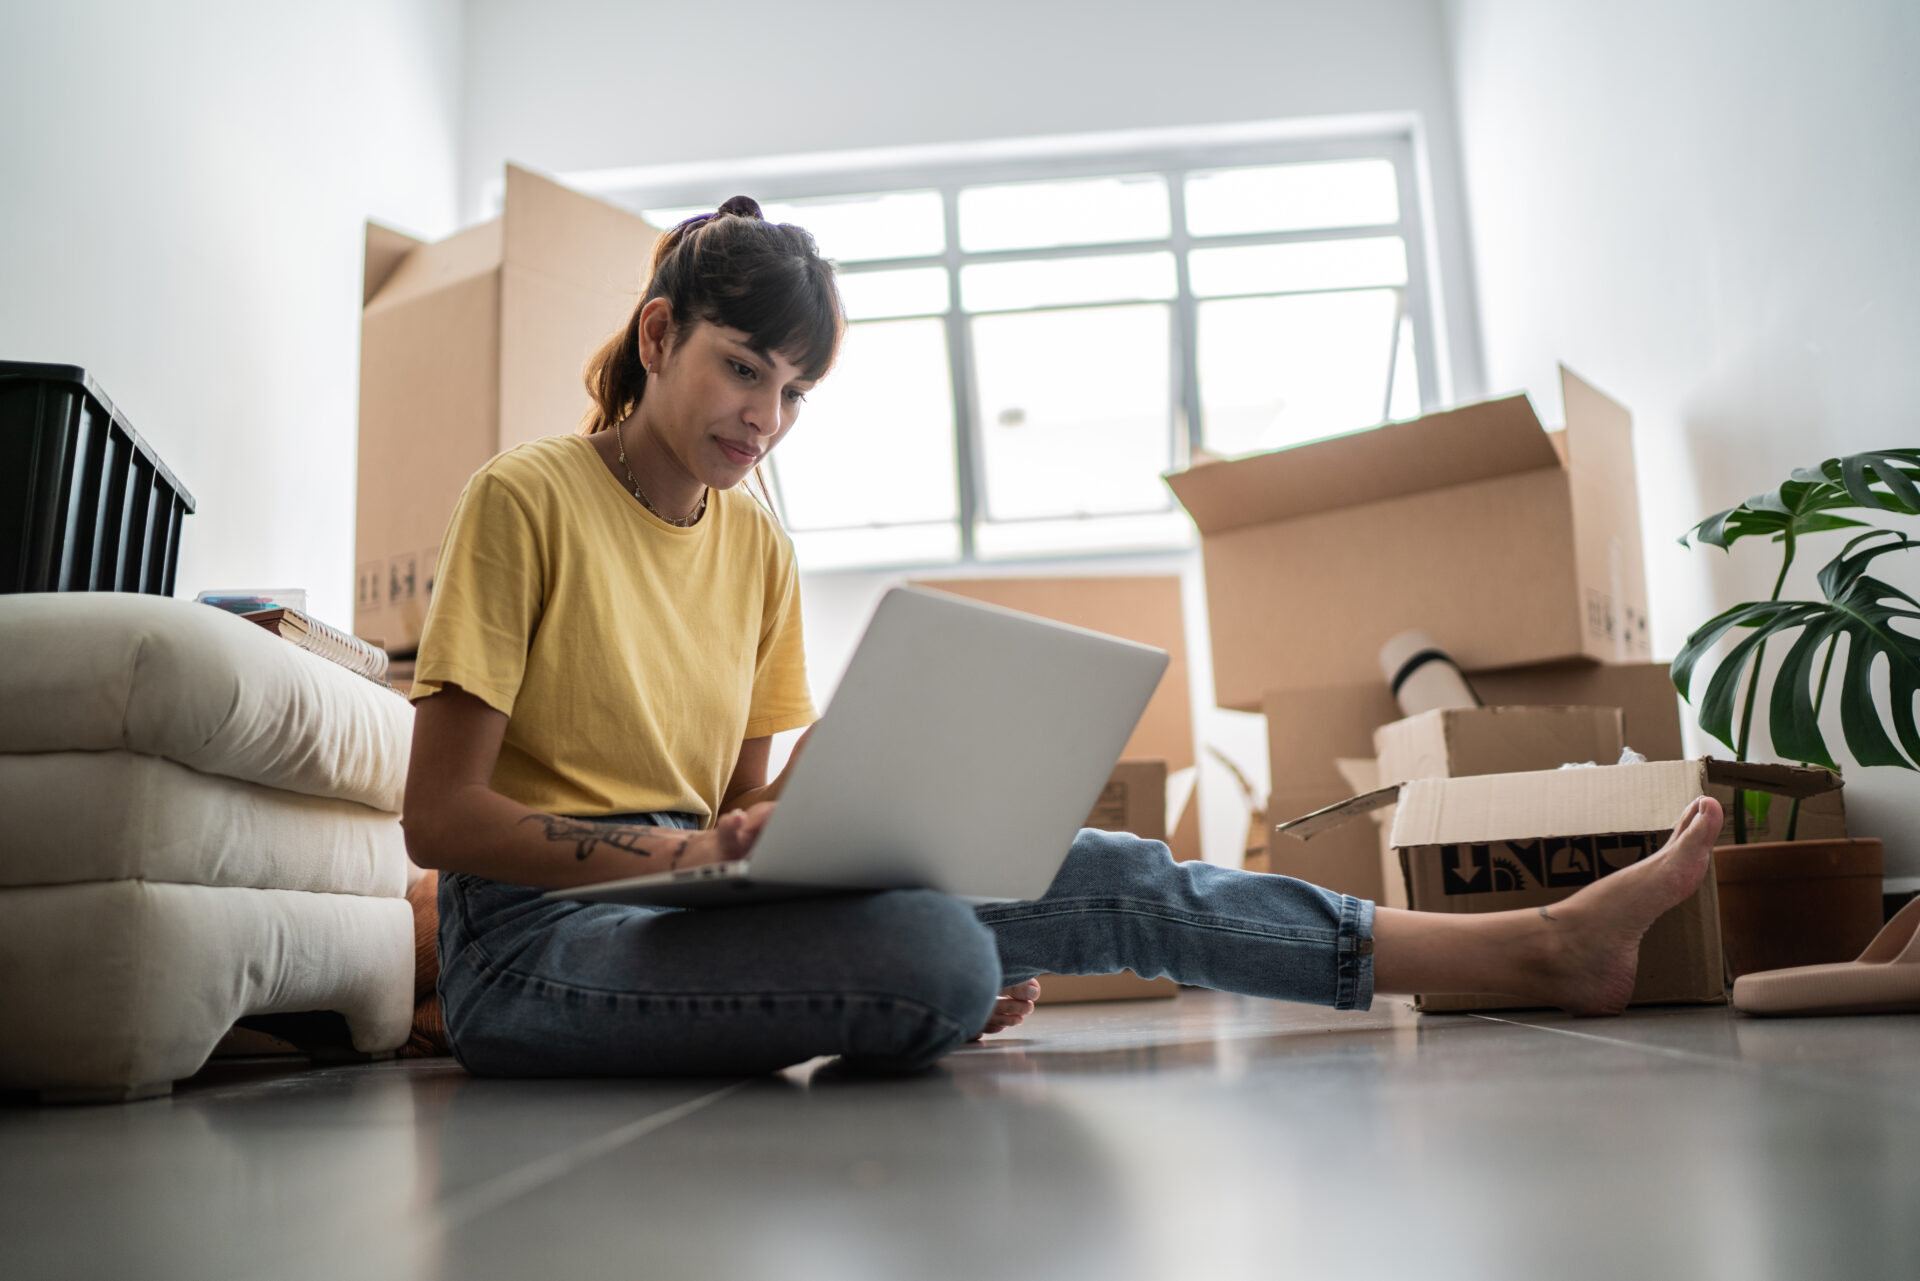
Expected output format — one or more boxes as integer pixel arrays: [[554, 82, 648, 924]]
[[547, 585, 1168, 908]]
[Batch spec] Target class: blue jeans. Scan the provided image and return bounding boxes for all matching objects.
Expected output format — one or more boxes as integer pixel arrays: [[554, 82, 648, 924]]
[[437, 813, 1375, 1077]]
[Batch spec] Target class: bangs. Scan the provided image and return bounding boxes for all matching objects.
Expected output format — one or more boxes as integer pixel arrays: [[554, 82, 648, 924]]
[[698, 226, 844, 381]]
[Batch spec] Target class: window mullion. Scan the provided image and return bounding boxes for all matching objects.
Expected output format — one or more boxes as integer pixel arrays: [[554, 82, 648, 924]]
[[1167, 168, 1202, 462], [940, 186, 980, 561]]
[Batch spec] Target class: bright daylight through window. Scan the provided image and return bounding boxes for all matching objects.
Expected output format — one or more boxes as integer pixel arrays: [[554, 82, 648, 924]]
[[638, 135, 1436, 571]]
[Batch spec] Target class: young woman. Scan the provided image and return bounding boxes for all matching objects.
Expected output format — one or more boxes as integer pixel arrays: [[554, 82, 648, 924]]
[[401, 197, 1724, 1078]]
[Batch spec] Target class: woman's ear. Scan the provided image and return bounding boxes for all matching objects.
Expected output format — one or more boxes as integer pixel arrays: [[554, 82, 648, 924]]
[[637, 297, 674, 373]]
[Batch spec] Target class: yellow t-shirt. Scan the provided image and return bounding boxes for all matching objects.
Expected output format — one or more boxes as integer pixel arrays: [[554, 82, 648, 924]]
[[410, 433, 815, 821]]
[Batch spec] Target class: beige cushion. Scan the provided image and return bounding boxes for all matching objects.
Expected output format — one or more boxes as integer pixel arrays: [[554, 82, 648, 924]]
[[0, 880, 412, 1096], [0, 593, 411, 812], [0, 751, 405, 897]]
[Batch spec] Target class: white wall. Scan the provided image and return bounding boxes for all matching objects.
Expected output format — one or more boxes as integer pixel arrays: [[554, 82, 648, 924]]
[[1446, 0, 1920, 881], [461, 0, 1485, 404], [0, 0, 464, 625]]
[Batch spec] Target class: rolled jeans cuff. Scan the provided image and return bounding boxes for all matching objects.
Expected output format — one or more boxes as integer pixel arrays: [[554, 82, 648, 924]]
[[1334, 894, 1377, 1011]]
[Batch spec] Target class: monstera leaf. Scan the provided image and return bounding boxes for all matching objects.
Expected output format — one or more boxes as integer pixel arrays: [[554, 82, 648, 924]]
[[1673, 531, 1920, 771], [1682, 449, 1920, 551]]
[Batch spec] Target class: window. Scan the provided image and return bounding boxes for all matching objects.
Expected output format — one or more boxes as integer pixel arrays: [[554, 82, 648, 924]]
[[624, 130, 1440, 570]]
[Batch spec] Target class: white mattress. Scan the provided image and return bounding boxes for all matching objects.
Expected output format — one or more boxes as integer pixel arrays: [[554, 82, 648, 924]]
[[0, 880, 412, 1096], [0, 751, 406, 898], [0, 593, 412, 812]]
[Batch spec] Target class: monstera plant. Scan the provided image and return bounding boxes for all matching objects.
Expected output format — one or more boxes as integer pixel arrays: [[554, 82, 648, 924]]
[[1673, 449, 1920, 842]]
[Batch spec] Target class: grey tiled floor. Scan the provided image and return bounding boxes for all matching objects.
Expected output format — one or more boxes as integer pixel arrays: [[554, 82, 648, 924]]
[[5, 992, 1918, 1281]]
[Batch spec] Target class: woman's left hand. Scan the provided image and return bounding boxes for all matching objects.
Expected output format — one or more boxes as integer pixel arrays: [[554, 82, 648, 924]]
[[973, 979, 1041, 1039]]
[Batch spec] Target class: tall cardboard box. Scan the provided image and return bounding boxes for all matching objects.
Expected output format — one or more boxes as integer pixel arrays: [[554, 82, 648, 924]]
[[1275, 759, 1844, 1013], [355, 165, 661, 651], [1035, 759, 1180, 1004], [915, 575, 1201, 862], [1167, 367, 1650, 710], [1261, 661, 1686, 902]]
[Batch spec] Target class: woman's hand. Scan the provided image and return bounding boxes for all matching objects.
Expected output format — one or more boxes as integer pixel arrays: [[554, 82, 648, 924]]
[[972, 979, 1042, 1039], [684, 801, 778, 868]]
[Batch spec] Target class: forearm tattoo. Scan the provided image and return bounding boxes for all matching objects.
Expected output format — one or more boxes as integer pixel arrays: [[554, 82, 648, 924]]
[[520, 816, 691, 867]]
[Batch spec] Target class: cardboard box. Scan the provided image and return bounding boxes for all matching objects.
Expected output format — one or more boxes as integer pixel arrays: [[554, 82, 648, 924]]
[[1167, 366, 1650, 710], [1035, 758, 1181, 1004], [1276, 758, 1846, 1013], [1260, 660, 1685, 902], [356, 165, 661, 652], [1366, 705, 1626, 908]]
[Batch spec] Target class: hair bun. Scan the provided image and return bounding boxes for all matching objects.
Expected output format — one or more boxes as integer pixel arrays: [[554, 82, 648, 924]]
[[717, 195, 763, 220]]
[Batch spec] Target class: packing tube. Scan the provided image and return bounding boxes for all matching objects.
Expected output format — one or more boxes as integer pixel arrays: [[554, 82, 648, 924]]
[[1379, 629, 1481, 716]]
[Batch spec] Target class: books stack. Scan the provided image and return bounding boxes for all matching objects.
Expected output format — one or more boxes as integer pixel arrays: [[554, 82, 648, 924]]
[[196, 591, 397, 692]]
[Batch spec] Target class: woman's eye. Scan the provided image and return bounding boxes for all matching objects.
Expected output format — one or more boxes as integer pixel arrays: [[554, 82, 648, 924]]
[[729, 360, 755, 379], [785, 388, 807, 404]]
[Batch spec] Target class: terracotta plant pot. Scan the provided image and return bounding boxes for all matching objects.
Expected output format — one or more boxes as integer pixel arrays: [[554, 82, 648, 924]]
[[1714, 838, 1885, 980]]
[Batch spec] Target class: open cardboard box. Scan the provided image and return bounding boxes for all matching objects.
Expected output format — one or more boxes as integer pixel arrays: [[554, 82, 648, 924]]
[[1168, 367, 1651, 711], [1274, 758, 1846, 1013], [355, 165, 661, 652], [1262, 660, 1688, 902]]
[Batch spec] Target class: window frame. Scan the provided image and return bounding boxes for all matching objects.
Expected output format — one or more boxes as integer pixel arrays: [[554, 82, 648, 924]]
[[588, 127, 1441, 565]]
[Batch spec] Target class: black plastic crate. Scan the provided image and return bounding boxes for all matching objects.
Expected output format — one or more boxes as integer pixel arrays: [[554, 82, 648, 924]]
[[1, 361, 195, 596]]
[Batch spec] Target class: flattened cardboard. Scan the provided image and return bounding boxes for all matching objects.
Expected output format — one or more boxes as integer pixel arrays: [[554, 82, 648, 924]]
[[355, 165, 660, 652], [912, 576, 1193, 771], [1174, 368, 1650, 708], [1036, 758, 1180, 1004]]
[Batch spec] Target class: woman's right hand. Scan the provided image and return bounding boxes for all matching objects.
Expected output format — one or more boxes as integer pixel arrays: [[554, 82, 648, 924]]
[[683, 801, 777, 868]]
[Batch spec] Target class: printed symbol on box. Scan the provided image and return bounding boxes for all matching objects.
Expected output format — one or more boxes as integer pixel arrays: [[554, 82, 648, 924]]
[[1545, 836, 1597, 888], [1593, 833, 1651, 878], [357, 562, 382, 610], [1587, 589, 1615, 640], [1508, 839, 1547, 888], [423, 545, 439, 599], [1440, 843, 1492, 895], [388, 553, 416, 604], [1490, 853, 1528, 891]]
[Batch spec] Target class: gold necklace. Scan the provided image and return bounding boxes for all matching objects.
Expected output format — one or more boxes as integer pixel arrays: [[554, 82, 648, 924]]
[[616, 415, 707, 527]]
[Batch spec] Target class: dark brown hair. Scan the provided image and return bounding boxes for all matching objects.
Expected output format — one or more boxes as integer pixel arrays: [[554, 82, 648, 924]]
[[580, 195, 844, 439]]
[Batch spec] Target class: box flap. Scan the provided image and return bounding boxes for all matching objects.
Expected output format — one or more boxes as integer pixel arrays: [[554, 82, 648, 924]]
[[363, 222, 424, 307], [363, 218, 503, 316], [1389, 759, 1710, 847], [1272, 786, 1400, 842], [502, 163, 660, 291], [1165, 394, 1557, 534], [1703, 758, 1843, 798]]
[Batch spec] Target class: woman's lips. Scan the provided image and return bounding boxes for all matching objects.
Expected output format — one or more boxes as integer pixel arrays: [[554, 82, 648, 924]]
[[716, 438, 760, 466]]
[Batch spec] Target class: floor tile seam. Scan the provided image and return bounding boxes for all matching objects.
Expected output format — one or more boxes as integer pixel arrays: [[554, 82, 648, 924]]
[[431, 1080, 749, 1229], [1468, 1013, 1920, 1113]]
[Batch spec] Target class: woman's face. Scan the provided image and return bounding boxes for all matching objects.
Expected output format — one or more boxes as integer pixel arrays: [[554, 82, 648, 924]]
[[641, 310, 816, 490]]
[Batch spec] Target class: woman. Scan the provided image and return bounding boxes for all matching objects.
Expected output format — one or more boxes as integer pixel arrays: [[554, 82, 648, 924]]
[[402, 197, 1723, 1078]]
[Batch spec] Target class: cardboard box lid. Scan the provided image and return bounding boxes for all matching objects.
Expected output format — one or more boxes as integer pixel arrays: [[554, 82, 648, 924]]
[[1389, 759, 1843, 848], [1274, 758, 1843, 847], [1165, 393, 1559, 535]]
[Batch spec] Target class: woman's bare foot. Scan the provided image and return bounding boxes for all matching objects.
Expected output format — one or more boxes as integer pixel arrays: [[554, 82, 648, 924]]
[[971, 979, 1041, 1039], [1531, 796, 1723, 1015], [1373, 796, 1724, 1014]]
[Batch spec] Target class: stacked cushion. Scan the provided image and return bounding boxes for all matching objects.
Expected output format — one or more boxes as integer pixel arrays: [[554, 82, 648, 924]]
[[0, 594, 416, 1100]]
